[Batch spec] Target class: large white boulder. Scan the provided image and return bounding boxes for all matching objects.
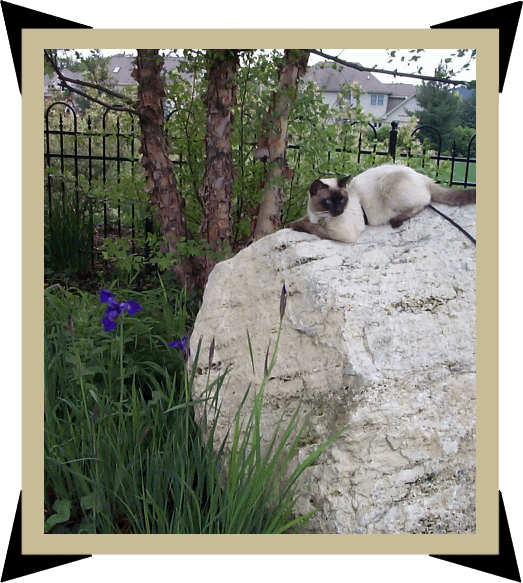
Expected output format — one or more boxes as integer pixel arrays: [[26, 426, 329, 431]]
[[189, 204, 476, 533]]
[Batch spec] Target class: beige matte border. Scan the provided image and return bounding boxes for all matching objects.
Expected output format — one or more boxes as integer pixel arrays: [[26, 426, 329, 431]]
[[28, 30, 497, 554], [27, 28, 497, 554]]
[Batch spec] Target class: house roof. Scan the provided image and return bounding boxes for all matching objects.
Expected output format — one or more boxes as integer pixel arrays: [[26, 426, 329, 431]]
[[381, 82, 417, 98], [106, 55, 190, 87], [304, 61, 418, 100], [303, 61, 388, 93], [107, 55, 136, 87]]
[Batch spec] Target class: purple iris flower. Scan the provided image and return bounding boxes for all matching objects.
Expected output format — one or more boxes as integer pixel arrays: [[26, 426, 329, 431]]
[[169, 336, 190, 359], [100, 289, 142, 332], [169, 337, 186, 350]]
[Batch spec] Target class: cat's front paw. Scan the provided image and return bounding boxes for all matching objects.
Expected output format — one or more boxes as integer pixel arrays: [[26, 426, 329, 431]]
[[390, 217, 405, 229], [288, 219, 309, 233]]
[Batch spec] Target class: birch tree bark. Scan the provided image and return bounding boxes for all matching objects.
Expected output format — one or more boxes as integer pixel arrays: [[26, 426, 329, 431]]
[[253, 49, 309, 240], [199, 50, 240, 282], [131, 49, 193, 287]]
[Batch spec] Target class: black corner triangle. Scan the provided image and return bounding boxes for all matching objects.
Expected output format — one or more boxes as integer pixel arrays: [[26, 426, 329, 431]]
[[1, 492, 91, 583], [0, 0, 91, 94], [430, 491, 521, 582], [431, 1, 522, 93]]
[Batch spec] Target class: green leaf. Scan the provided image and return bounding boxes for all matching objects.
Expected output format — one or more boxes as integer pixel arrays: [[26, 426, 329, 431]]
[[80, 493, 99, 513], [44, 499, 71, 533]]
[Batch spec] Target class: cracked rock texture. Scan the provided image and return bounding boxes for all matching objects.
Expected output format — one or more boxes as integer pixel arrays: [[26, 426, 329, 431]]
[[189, 204, 476, 533]]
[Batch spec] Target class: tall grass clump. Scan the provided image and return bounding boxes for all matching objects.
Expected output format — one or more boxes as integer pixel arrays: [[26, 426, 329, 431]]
[[45, 280, 345, 533], [191, 285, 346, 533], [44, 183, 95, 278]]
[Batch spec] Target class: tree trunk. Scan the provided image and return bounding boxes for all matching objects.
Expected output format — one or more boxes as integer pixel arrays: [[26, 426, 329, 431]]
[[253, 50, 309, 241], [199, 50, 240, 282], [131, 49, 194, 287]]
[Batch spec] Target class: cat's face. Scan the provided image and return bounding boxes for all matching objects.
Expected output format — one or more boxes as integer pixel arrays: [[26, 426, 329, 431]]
[[309, 176, 351, 218]]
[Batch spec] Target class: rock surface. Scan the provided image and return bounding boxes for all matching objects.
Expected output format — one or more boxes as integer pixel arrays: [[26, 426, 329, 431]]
[[189, 204, 476, 534]]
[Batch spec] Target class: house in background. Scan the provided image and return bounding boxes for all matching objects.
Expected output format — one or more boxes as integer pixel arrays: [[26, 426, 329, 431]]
[[45, 67, 83, 100], [303, 61, 421, 126], [103, 55, 190, 92], [45, 55, 190, 107]]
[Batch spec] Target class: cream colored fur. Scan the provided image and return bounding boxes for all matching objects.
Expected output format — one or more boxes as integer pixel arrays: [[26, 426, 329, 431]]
[[350, 164, 432, 226], [307, 178, 365, 243]]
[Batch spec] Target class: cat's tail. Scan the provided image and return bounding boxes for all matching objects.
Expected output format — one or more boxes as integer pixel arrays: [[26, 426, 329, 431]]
[[429, 182, 476, 205]]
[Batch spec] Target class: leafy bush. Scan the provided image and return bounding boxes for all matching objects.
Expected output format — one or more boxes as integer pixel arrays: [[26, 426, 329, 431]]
[[451, 125, 476, 158]]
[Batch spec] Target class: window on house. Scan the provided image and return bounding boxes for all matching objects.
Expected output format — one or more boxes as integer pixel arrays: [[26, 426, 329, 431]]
[[113, 66, 121, 74], [371, 94, 384, 106]]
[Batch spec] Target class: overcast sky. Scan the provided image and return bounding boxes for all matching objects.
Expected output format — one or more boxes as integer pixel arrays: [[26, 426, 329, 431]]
[[77, 48, 476, 85], [309, 49, 476, 84]]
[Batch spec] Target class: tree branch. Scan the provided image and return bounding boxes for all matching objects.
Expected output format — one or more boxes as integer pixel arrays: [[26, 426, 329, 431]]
[[44, 50, 137, 115], [307, 49, 472, 86], [57, 72, 133, 103]]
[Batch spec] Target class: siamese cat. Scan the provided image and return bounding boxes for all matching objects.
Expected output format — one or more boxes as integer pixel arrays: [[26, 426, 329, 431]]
[[289, 164, 476, 243]]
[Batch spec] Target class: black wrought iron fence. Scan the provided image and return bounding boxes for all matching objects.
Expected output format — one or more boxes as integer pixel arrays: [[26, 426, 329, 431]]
[[44, 102, 476, 273], [45, 102, 141, 249], [388, 120, 476, 188]]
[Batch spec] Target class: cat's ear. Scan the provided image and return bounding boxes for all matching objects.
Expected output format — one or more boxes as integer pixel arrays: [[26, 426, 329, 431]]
[[338, 175, 352, 189], [310, 179, 327, 197]]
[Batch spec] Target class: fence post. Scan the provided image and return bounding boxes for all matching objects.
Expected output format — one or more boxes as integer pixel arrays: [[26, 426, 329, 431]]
[[450, 141, 457, 186], [388, 120, 398, 162]]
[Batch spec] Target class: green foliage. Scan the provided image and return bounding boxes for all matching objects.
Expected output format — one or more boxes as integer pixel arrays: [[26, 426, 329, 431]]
[[44, 499, 72, 533], [451, 125, 476, 158], [413, 62, 462, 154], [44, 49, 85, 77], [386, 49, 476, 82], [44, 178, 94, 277], [101, 237, 144, 287], [458, 84, 476, 129], [436, 161, 476, 186], [100, 232, 224, 290], [44, 283, 344, 533], [44, 281, 188, 403], [163, 50, 394, 238], [44, 102, 140, 187]]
